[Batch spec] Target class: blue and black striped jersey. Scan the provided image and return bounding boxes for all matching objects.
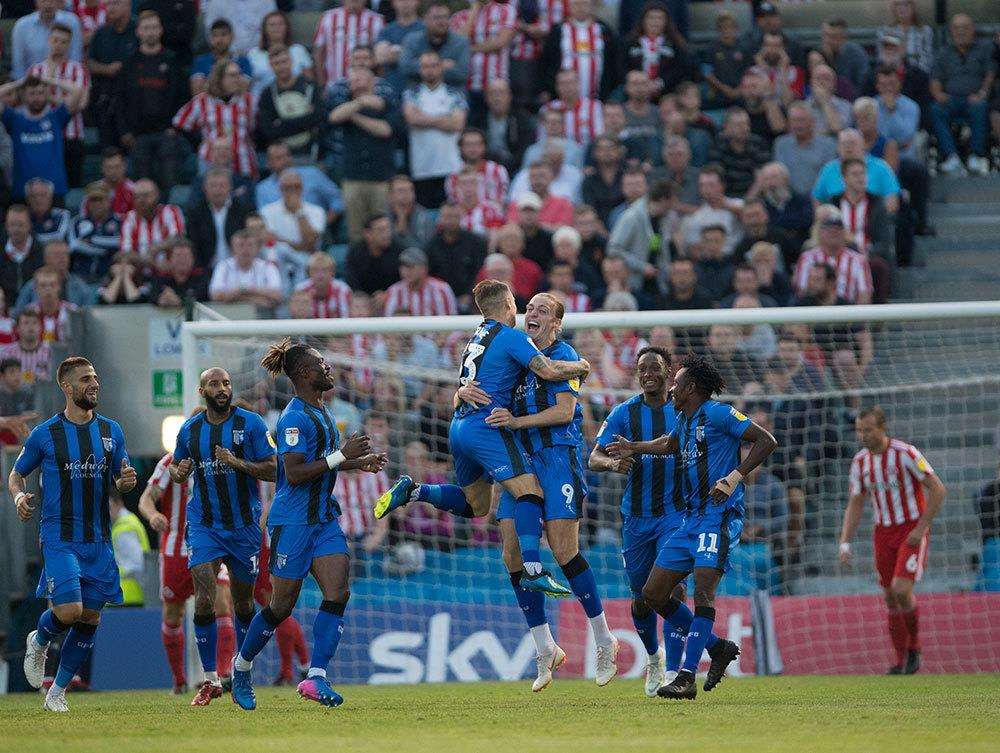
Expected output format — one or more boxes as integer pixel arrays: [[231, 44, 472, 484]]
[[455, 319, 542, 419], [512, 339, 583, 453], [676, 399, 752, 516]]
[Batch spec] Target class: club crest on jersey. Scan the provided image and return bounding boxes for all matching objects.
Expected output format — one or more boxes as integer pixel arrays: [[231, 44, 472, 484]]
[[102, 436, 114, 452], [285, 427, 299, 446], [275, 553, 288, 569], [232, 430, 244, 445]]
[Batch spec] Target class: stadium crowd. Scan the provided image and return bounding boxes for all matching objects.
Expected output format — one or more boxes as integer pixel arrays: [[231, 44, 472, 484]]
[[1, 0, 998, 580]]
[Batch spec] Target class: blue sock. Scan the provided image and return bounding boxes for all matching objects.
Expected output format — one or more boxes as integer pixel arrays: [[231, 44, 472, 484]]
[[513, 494, 544, 565], [193, 612, 217, 673], [235, 611, 253, 648], [631, 602, 659, 656], [509, 572, 546, 628], [309, 600, 346, 674], [560, 554, 602, 618], [663, 598, 719, 651], [417, 484, 475, 518], [35, 609, 69, 646], [682, 607, 716, 674], [54, 622, 97, 689], [665, 625, 687, 672], [238, 606, 283, 663]]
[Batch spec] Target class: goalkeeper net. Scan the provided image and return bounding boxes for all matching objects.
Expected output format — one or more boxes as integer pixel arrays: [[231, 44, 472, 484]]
[[182, 302, 1000, 681]]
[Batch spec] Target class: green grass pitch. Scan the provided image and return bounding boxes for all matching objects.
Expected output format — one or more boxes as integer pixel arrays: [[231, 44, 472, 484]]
[[2, 676, 998, 753]]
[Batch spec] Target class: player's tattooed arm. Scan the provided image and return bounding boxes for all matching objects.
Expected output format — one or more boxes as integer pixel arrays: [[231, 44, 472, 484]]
[[588, 444, 634, 475], [527, 355, 591, 382], [214, 446, 277, 482]]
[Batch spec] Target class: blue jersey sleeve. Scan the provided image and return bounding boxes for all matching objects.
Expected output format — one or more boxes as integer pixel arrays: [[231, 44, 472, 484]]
[[595, 404, 628, 448], [13, 425, 47, 475], [547, 342, 580, 396], [245, 413, 276, 462], [277, 410, 316, 457], [172, 422, 191, 464], [111, 421, 129, 473], [502, 327, 543, 369], [708, 401, 752, 440]]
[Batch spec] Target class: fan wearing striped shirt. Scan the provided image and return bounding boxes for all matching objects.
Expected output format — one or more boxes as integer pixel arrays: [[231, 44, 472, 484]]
[[838, 406, 946, 676]]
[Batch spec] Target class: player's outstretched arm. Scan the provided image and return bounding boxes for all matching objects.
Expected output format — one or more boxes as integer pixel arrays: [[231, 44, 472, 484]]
[[527, 354, 590, 383], [340, 453, 389, 473], [710, 421, 778, 502], [606, 432, 678, 459], [8, 469, 35, 522], [588, 444, 634, 475], [908, 473, 947, 546], [486, 392, 576, 430], [284, 433, 372, 485], [838, 492, 867, 564]]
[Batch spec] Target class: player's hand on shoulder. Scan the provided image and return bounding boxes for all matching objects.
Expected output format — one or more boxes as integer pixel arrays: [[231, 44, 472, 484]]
[[457, 380, 491, 407], [117, 458, 138, 492], [170, 458, 193, 482], [485, 407, 518, 429], [341, 432, 371, 460], [214, 444, 237, 467], [14, 491, 35, 521], [607, 434, 635, 459]]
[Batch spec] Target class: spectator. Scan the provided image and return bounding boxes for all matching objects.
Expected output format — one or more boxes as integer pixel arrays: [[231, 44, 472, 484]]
[[28, 22, 90, 188], [606, 179, 678, 297], [455, 0, 517, 111], [11, 0, 84, 78], [0, 309, 52, 384], [254, 45, 324, 158], [866, 31, 931, 111], [97, 251, 148, 305], [708, 107, 771, 197], [831, 158, 894, 262], [398, 1, 470, 90], [247, 10, 313, 95], [15, 239, 92, 309], [328, 65, 397, 243], [0, 75, 83, 202], [100, 147, 134, 215], [742, 450, 790, 560], [748, 241, 793, 305], [731, 293, 777, 361], [623, 1, 692, 96], [345, 214, 403, 299], [186, 168, 255, 270], [374, 0, 424, 94], [754, 31, 805, 104], [574, 204, 609, 269], [548, 260, 591, 313], [731, 197, 798, 271], [621, 70, 660, 140], [813, 129, 901, 214], [313, 0, 385, 89], [255, 143, 342, 224], [751, 161, 813, 249], [692, 225, 734, 301], [739, 2, 804, 67], [551, 225, 601, 295], [148, 238, 209, 307], [208, 229, 283, 307], [469, 78, 534, 174], [873, 64, 922, 163], [259, 169, 326, 291], [0, 357, 37, 446], [539, 0, 621, 101], [292, 252, 351, 319], [677, 166, 744, 256], [512, 194, 555, 270], [855, 97, 901, 172], [930, 14, 993, 176], [702, 10, 746, 111], [194, 136, 256, 203], [773, 102, 838, 198], [581, 136, 625, 226], [805, 63, 852, 137], [87, 0, 136, 149], [521, 108, 586, 168], [189, 18, 252, 96], [820, 19, 870, 92], [596, 254, 633, 307], [174, 59, 258, 178], [444, 128, 510, 206], [26, 178, 71, 246], [507, 158, 576, 224], [794, 262, 874, 374], [120, 179, 185, 267], [606, 168, 647, 230], [883, 0, 934, 74], [402, 50, 468, 208], [117, 10, 188, 192], [735, 65, 787, 145], [720, 264, 778, 308], [0, 205, 44, 305], [605, 100, 661, 164], [793, 211, 873, 304], [539, 68, 604, 146], [388, 175, 436, 249], [482, 225, 543, 305], [455, 169, 505, 236], [384, 247, 457, 317], [648, 135, 699, 211], [201, 0, 276, 57], [24, 266, 77, 342], [424, 201, 488, 310], [69, 181, 121, 283]]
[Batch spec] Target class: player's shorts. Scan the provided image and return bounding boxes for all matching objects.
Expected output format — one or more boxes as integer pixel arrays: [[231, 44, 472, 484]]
[[449, 415, 533, 487], [874, 523, 928, 588], [159, 553, 231, 604], [496, 445, 587, 521], [185, 521, 261, 584], [36, 540, 122, 609], [656, 508, 743, 574], [621, 513, 685, 595], [268, 520, 348, 581]]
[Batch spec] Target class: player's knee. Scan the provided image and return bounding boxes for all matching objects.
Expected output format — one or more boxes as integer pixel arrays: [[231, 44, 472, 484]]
[[631, 598, 652, 620], [890, 581, 913, 602], [671, 582, 687, 602], [268, 597, 295, 623], [54, 602, 83, 624], [640, 583, 664, 610], [163, 602, 184, 625], [320, 592, 349, 617], [692, 586, 715, 609], [552, 539, 579, 565]]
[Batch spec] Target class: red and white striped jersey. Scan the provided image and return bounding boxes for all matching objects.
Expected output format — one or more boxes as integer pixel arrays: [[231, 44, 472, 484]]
[[793, 246, 873, 304], [636, 35, 665, 80], [350, 333, 387, 392], [0, 342, 52, 384], [150, 452, 191, 557], [460, 201, 505, 235], [463, 2, 517, 92], [556, 290, 591, 313], [602, 331, 648, 372], [849, 439, 934, 529], [512, 0, 567, 60], [172, 91, 258, 177], [839, 196, 870, 254], [120, 204, 186, 261], [383, 276, 457, 317], [25, 302, 77, 344], [444, 160, 510, 206], [294, 278, 352, 319], [27, 59, 89, 140], [538, 97, 604, 144], [73, 0, 107, 36], [108, 179, 136, 216], [335, 469, 389, 538], [0, 317, 15, 346], [559, 20, 605, 100], [314, 7, 384, 84]]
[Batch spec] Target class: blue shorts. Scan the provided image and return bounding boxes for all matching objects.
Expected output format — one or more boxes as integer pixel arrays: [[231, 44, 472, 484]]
[[497, 445, 587, 521], [450, 415, 533, 487], [36, 540, 122, 609], [186, 521, 261, 584], [268, 520, 348, 580], [621, 514, 685, 595], [655, 508, 743, 574]]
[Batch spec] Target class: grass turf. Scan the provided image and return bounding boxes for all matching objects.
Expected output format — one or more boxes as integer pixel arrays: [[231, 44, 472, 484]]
[[2, 675, 997, 752]]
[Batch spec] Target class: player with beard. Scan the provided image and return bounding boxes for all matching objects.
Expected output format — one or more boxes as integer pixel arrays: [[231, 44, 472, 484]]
[[169, 367, 276, 706], [12, 357, 137, 712]]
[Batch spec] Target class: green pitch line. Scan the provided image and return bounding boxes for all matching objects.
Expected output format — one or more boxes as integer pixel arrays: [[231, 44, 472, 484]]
[[2, 676, 997, 753]]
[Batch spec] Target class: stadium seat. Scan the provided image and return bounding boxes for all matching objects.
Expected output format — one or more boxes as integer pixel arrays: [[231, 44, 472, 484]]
[[168, 184, 192, 208], [978, 538, 1000, 592]]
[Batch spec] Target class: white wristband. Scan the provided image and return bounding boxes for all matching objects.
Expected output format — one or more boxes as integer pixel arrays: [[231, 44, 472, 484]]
[[839, 542, 851, 555], [723, 469, 744, 486], [325, 450, 346, 470], [14, 492, 26, 505]]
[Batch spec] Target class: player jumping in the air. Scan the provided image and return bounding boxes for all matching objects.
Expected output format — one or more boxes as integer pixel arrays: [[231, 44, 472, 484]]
[[838, 406, 946, 675], [608, 354, 776, 700], [457, 293, 617, 690], [590, 347, 691, 697], [169, 368, 276, 706], [11, 357, 137, 712], [375, 279, 590, 596], [231, 341, 386, 710]]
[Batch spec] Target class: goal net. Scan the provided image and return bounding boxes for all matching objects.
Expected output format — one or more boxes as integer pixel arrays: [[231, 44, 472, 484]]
[[181, 302, 1000, 682]]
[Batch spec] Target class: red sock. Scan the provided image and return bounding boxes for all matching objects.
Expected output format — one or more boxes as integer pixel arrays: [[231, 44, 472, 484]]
[[902, 606, 920, 651], [161, 622, 186, 687], [887, 611, 909, 666], [215, 616, 235, 677]]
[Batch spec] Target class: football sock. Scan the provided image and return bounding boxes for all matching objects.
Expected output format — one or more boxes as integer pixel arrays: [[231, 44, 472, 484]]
[[54, 622, 97, 691], [631, 602, 659, 656], [417, 484, 475, 518], [309, 599, 347, 678], [560, 554, 603, 618], [514, 494, 544, 574], [665, 624, 687, 673], [276, 617, 301, 679], [681, 606, 716, 675], [902, 606, 920, 651], [887, 610, 909, 665], [529, 624, 557, 656], [236, 606, 284, 670], [35, 609, 69, 646], [509, 571, 546, 628], [161, 622, 186, 686], [659, 597, 719, 651], [215, 615, 236, 676], [193, 612, 217, 675], [234, 608, 254, 649]]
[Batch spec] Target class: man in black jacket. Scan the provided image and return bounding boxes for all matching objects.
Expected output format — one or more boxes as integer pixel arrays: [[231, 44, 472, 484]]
[[424, 201, 487, 312], [136, 0, 196, 66], [0, 205, 44, 305], [468, 78, 534, 175], [255, 45, 325, 158], [344, 214, 403, 298], [185, 169, 254, 269]]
